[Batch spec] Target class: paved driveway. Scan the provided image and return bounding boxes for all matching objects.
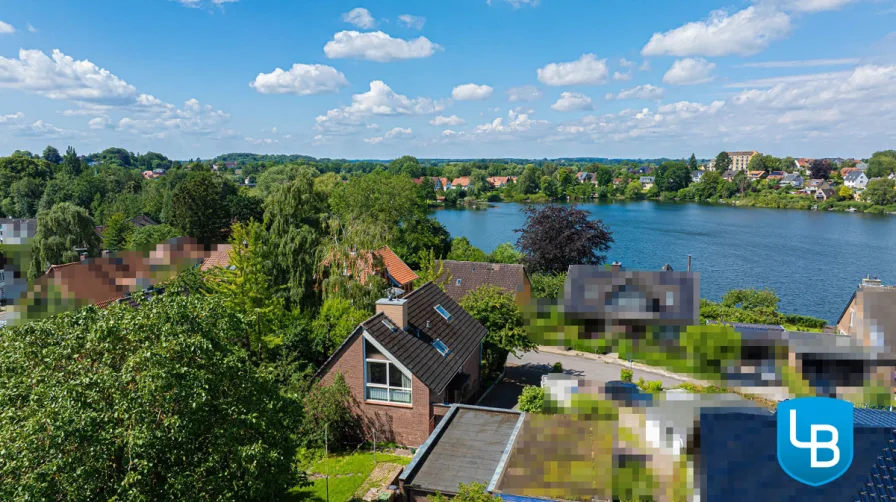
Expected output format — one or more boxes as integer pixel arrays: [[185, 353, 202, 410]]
[[477, 350, 686, 410]]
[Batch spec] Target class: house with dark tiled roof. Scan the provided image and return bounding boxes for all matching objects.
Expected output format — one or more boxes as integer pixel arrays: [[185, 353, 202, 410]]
[[721, 170, 736, 181], [845, 170, 869, 189], [315, 283, 489, 447], [437, 260, 531, 306], [838, 276, 896, 356], [815, 187, 835, 201], [781, 173, 803, 188]]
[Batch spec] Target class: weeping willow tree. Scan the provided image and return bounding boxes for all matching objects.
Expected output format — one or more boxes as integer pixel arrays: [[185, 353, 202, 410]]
[[28, 202, 101, 279]]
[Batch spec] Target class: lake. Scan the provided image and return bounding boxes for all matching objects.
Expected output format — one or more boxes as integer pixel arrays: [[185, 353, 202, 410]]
[[433, 201, 896, 323]]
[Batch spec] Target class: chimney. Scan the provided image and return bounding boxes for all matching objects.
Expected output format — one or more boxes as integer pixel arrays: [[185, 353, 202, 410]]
[[611, 261, 622, 272], [376, 297, 408, 329]]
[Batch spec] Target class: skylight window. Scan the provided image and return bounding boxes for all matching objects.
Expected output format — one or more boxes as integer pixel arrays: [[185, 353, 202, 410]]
[[456, 278, 462, 286], [432, 339, 451, 357], [382, 319, 397, 332], [434, 304, 453, 321]]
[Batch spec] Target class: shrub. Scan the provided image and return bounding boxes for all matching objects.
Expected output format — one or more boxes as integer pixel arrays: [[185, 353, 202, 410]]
[[637, 378, 663, 393], [551, 361, 563, 373], [620, 369, 633, 383], [517, 385, 545, 413]]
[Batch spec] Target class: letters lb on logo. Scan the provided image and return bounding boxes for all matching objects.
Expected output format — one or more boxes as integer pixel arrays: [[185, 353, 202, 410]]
[[777, 397, 854, 486]]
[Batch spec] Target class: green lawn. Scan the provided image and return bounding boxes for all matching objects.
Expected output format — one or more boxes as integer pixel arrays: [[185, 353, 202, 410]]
[[289, 452, 411, 502]]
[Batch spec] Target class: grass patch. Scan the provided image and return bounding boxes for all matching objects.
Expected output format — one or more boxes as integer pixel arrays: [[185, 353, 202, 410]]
[[289, 452, 411, 502]]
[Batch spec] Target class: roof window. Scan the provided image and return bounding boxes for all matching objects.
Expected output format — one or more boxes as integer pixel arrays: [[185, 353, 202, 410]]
[[432, 339, 451, 357], [434, 304, 453, 321]]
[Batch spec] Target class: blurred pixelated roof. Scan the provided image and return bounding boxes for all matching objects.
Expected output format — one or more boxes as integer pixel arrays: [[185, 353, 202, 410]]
[[29, 237, 209, 312], [437, 260, 528, 302]]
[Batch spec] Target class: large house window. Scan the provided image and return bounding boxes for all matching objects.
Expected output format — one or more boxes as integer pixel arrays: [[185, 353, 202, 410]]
[[365, 341, 412, 404]]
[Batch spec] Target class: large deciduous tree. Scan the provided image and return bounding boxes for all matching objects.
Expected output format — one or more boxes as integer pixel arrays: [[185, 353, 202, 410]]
[[167, 172, 232, 245], [714, 151, 731, 172], [863, 178, 896, 206], [809, 159, 833, 180], [61, 146, 82, 176], [0, 294, 298, 500], [447, 236, 489, 262], [688, 154, 698, 171], [264, 175, 328, 311], [460, 285, 534, 377], [867, 150, 896, 179], [29, 202, 102, 278], [126, 224, 182, 251], [42, 145, 62, 164], [515, 204, 613, 274]]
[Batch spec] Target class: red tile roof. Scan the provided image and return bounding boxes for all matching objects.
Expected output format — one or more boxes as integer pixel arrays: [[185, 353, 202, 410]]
[[200, 244, 233, 271], [375, 246, 418, 286], [451, 177, 471, 187]]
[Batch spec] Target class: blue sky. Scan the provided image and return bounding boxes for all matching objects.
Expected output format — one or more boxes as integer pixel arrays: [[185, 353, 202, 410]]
[[1, 0, 895, 160]]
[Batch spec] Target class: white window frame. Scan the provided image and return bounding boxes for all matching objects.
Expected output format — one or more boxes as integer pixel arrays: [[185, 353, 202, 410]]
[[362, 332, 413, 405]]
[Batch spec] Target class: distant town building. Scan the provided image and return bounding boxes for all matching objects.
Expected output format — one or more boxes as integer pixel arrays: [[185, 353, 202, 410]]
[[729, 151, 759, 172]]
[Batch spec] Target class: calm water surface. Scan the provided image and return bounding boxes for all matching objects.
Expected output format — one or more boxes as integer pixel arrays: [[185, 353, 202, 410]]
[[433, 201, 896, 323]]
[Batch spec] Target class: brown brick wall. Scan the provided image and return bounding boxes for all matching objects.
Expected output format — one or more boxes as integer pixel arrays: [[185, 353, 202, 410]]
[[460, 344, 482, 398], [320, 331, 434, 447]]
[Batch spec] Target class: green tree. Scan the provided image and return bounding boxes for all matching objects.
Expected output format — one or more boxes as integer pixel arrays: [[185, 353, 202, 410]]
[[301, 374, 362, 450], [688, 153, 698, 171], [447, 236, 488, 262], [0, 294, 299, 500], [102, 212, 135, 252], [659, 162, 691, 192], [167, 172, 232, 245], [488, 242, 522, 264], [721, 288, 780, 311], [392, 214, 452, 269], [330, 172, 424, 247], [311, 297, 369, 364], [595, 166, 614, 187], [867, 150, 896, 178], [695, 170, 723, 199], [863, 178, 896, 206], [714, 151, 731, 172], [265, 176, 328, 311], [414, 249, 451, 290], [431, 483, 502, 502], [839, 185, 854, 199], [624, 181, 644, 199], [540, 176, 560, 199], [255, 164, 318, 199], [517, 386, 545, 413], [388, 155, 422, 178], [207, 221, 291, 358], [126, 224, 182, 251], [61, 146, 82, 176], [29, 202, 101, 278], [460, 285, 535, 376], [42, 145, 62, 164], [748, 154, 767, 173], [530, 272, 567, 299], [517, 165, 540, 195]]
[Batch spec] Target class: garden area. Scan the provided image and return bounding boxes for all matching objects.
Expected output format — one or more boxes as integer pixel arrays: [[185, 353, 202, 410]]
[[289, 450, 412, 502]]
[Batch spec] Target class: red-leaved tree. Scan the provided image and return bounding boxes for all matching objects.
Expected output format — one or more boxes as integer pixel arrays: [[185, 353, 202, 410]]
[[514, 204, 614, 274]]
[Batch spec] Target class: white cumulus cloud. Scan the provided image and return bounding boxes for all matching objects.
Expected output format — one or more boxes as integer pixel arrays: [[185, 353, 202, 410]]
[[537, 54, 609, 86], [324, 31, 440, 62], [507, 85, 543, 102], [398, 14, 426, 30], [342, 8, 375, 29], [613, 84, 665, 100], [430, 115, 466, 126], [641, 6, 792, 57], [316, 81, 445, 135], [0, 21, 15, 34], [487, 0, 540, 7], [777, 0, 860, 12], [250, 63, 349, 95], [365, 126, 413, 144], [88, 116, 112, 129], [613, 71, 632, 81], [551, 92, 594, 112], [663, 58, 716, 85], [452, 83, 494, 101]]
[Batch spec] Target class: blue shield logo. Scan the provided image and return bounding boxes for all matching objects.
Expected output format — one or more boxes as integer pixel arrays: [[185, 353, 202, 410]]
[[777, 397, 854, 486]]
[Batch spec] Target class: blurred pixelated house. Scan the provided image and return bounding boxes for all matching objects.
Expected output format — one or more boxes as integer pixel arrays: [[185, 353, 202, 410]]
[[838, 276, 896, 355], [315, 283, 487, 447], [0, 218, 37, 307], [322, 246, 418, 295], [12, 238, 210, 321], [437, 260, 532, 306], [562, 263, 699, 338]]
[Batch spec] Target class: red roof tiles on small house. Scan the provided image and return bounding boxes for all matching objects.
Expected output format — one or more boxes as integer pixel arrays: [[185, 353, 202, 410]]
[[451, 177, 471, 188], [200, 244, 234, 271], [375, 246, 419, 286]]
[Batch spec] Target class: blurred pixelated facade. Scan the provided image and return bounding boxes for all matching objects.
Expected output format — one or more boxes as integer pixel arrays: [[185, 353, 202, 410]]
[[315, 283, 487, 447], [562, 264, 700, 339], [838, 277, 896, 355], [0, 218, 37, 309], [437, 260, 532, 306]]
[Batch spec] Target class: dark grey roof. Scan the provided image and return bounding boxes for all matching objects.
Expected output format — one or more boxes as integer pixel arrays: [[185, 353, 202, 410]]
[[845, 170, 866, 182], [854, 408, 896, 427], [362, 282, 488, 393], [131, 215, 158, 228], [438, 260, 528, 302], [402, 406, 523, 495]]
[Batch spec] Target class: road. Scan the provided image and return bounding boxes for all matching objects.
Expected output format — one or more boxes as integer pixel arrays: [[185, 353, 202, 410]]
[[510, 350, 687, 388], [478, 350, 686, 409]]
